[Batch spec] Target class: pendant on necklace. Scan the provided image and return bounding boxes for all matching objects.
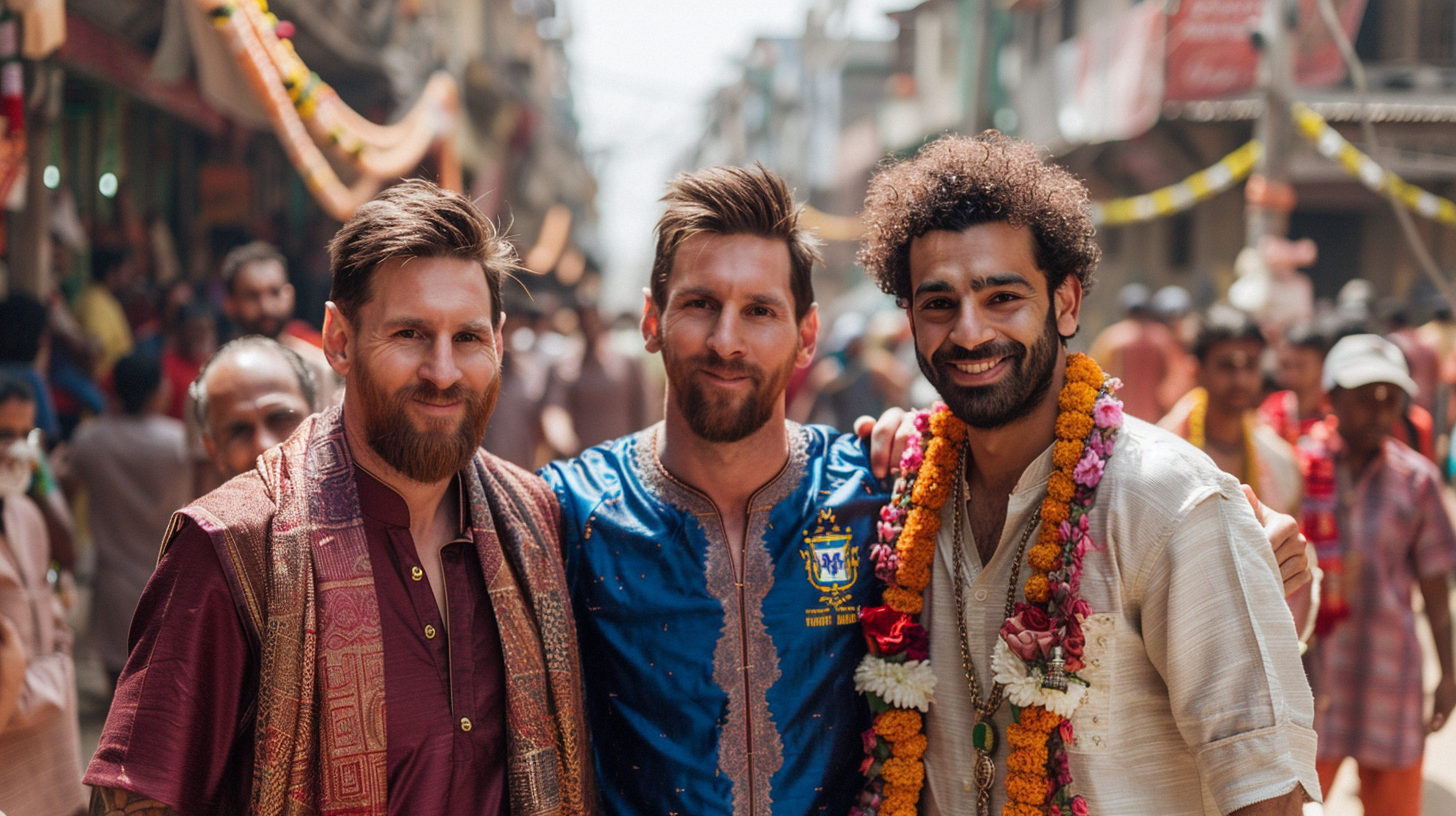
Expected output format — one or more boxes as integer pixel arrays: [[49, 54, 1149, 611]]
[[972, 720, 996, 753], [1041, 645, 1069, 692], [974, 750, 997, 796]]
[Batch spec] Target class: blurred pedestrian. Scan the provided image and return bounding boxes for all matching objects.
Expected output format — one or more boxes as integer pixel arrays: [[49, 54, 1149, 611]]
[[1306, 334, 1456, 816], [65, 352, 189, 687], [1087, 282, 1186, 421], [541, 302, 649, 455], [1259, 320, 1335, 446], [220, 241, 341, 406], [1159, 307, 1302, 516], [1384, 299, 1440, 415], [190, 336, 317, 481], [72, 247, 138, 379], [0, 374, 86, 816], [160, 302, 218, 421]]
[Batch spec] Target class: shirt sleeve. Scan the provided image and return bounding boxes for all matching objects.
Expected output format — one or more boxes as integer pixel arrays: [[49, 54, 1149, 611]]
[[83, 517, 257, 814], [1138, 481, 1320, 813], [1413, 469, 1456, 580]]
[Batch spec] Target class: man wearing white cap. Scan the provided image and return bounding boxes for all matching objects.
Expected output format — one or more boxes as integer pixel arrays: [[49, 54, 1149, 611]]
[[1307, 333, 1456, 816]]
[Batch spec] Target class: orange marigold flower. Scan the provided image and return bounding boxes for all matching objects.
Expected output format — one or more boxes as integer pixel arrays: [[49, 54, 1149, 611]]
[[1004, 803, 1044, 816], [911, 471, 953, 507], [883, 586, 923, 615], [1028, 542, 1062, 572], [1052, 439, 1084, 470], [1006, 771, 1046, 804], [876, 709, 923, 741], [1057, 381, 1098, 414], [1055, 411, 1095, 441], [930, 408, 967, 442], [1006, 724, 1042, 749], [1038, 524, 1060, 549], [882, 789, 918, 816], [1065, 352, 1103, 387], [1019, 705, 1061, 732], [896, 563, 931, 592], [1047, 470, 1075, 503], [881, 757, 926, 789], [894, 733, 927, 762], [1007, 746, 1049, 774], [1040, 497, 1069, 525], [1024, 572, 1051, 604]]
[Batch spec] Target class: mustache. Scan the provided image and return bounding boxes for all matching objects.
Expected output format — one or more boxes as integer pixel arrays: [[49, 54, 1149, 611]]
[[402, 383, 470, 406], [932, 340, 1026, 364], [688, 354, 761, 379]]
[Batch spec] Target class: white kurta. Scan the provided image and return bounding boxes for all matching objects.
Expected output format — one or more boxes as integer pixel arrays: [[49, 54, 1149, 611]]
[[922, 417, 1319, 816]]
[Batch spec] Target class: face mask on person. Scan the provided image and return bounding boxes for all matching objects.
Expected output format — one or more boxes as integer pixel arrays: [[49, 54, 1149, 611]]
[[0, 439, 37, 498]]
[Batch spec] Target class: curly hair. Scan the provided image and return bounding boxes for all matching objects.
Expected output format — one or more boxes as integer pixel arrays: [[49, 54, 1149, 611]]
[[859, 131, 1100, 303]]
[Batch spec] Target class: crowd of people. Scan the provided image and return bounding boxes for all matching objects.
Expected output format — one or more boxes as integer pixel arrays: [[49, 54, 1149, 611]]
[[0, 132, 1450, 816]]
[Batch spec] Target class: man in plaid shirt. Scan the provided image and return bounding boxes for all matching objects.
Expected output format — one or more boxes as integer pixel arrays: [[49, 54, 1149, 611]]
[[1309, 334, 1456, 816]]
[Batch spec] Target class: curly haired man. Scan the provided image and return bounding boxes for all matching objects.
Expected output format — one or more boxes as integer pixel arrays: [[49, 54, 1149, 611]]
[[858, 133, 1318, 815]]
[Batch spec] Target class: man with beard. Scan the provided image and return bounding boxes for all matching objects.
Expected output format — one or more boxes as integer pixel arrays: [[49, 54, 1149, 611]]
[[539, 165, 885, 816], [853, 133, 1317, 815], [1159, 307, 1302, 516], [221, 241, 342, 406], [85, 180, 594, 816]]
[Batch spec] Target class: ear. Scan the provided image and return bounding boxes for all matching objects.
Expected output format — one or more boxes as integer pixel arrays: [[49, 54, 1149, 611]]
[[201, 433, 218, 463], [493, 313, 506, 363], [641, 288, 662, 354], [795, 303, 819, 369], [322, 302, 352, 377], [1053, 276, 1083, 339]]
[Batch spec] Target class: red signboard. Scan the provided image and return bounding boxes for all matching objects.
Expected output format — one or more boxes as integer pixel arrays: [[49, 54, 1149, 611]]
[[1164, 0, 1368, 102]]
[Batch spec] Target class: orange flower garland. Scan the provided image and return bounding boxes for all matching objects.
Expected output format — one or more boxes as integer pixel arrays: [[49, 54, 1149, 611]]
[[855, 353, 1121, 816]]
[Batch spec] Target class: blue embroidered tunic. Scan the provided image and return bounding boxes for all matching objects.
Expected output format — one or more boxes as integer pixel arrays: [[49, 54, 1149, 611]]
[[540, 423, 887, 816]]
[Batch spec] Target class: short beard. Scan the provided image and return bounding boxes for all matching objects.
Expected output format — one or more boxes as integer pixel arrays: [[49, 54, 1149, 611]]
[[662, 340, 795, 444], [355, 357, 499, 484], [917, 304, 1060, 429]]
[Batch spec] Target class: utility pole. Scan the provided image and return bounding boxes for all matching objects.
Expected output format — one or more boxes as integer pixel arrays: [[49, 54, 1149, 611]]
[[1245, 0, 1298, 248]]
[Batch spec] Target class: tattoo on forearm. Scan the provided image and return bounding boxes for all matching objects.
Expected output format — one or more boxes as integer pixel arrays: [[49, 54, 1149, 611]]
[[89, 787, 178, 816]]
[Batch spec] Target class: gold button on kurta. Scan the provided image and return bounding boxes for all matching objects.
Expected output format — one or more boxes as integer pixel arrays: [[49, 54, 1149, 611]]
[[424, 624, 436, 639], [411, 566, 424, 581], [460, 718, 472, 732]]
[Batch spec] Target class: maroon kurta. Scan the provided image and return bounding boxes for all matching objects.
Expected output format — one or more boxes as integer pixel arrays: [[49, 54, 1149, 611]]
[[86, 466, 509, 815]]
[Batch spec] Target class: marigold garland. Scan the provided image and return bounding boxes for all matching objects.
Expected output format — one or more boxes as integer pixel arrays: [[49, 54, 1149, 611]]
[[852, 353, 1123, 816]]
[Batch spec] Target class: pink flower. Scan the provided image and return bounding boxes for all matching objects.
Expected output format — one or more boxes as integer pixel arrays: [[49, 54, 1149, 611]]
[[859, 754, 874, 775], [1058, 718, 1075, 743], [1093, 398, 1123, 429], [1071, 795, 1089, 816], [1005, 628, 1057, 661], [1072, 450, 1105, 488], [1065, 597, 1093, 621], [880, 503, 906, 524], [874, 551, 900, 582], [861, 726, 879, 754], [899, 447, 924, 473]]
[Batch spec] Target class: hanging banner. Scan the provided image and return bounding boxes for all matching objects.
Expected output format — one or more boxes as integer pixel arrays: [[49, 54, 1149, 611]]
[[1164, 0, 1368, 102], [1054, 0, 1165, 144], [1292, 102, 1456, 227], [1091, 140, 1262, 226]]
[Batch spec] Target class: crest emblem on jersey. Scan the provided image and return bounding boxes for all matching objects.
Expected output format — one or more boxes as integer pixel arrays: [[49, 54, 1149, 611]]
[[801, 509, 859, 596]]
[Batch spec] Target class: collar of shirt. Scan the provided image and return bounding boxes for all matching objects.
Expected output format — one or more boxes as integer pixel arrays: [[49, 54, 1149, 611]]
[[354, 463, 470, 537]]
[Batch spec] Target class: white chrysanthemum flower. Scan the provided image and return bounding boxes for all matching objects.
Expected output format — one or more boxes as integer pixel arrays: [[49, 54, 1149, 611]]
[[991, 639, 1090, 717], [992, 640, 1043, 708], [853, 654, 937, 712]]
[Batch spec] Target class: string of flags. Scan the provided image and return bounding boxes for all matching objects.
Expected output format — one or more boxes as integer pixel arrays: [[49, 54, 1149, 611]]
[[1090, 141, 1262, 227], [1291, 102, 1456, 228]]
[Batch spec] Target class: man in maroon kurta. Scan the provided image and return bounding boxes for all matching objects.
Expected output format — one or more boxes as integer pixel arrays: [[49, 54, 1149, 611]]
[[85, 180, 593, 816]]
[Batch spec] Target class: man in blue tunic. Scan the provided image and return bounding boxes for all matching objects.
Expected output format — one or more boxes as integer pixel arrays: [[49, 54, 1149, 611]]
[[541, 165, 886, 816]]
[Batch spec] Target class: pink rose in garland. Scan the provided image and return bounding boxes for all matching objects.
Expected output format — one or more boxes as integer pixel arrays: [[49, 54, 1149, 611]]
[[1000, 604, 1056, 661]]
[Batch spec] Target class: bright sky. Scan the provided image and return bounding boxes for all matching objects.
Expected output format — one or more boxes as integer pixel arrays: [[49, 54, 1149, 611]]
[[566, 0, 902, 310]]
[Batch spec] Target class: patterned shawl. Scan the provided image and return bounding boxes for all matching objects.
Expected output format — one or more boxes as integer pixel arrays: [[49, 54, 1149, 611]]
[[176, 407, 595, 816]]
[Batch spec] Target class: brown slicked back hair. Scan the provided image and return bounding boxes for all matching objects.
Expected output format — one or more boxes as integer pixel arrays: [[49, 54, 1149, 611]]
[[859, 131, 1100, 304], [651, 164, 821, 321], [328, 178, 516, 328]]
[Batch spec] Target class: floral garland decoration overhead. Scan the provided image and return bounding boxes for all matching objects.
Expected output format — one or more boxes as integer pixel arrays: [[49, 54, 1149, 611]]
[[851, 353, 1124, 816]]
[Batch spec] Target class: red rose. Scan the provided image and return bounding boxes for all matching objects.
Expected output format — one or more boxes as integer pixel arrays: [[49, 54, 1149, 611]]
[[860, 605, 924, 657], [904, 623, 930, 661]]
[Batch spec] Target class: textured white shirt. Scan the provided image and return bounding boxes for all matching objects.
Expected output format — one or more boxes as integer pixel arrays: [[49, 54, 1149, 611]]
[[922, 417, 1319, 816]]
